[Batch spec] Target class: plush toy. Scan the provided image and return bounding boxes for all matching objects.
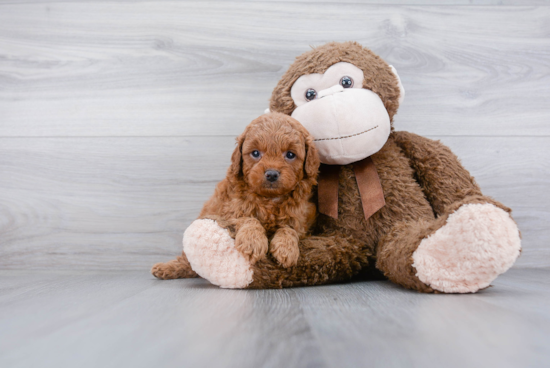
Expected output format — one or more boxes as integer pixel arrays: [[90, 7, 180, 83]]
[[152, 41, 521, 293]]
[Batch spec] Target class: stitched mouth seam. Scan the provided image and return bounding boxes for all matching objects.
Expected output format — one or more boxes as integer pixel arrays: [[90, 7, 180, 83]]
[[314, 125, 379, 142]]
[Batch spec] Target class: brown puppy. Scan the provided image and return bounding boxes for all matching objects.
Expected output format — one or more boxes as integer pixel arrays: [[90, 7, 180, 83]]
[[150, 112, 319, 280], [198, 112, 319, 268]]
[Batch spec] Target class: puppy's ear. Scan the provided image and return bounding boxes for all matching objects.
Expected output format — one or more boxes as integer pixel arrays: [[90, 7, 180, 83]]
[[229, 132, 245, 179], [303, 135, 320, 179]]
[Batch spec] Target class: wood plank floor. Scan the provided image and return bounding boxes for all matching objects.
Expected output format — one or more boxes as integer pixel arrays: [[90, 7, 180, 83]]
[[1, 268, 549, 368]]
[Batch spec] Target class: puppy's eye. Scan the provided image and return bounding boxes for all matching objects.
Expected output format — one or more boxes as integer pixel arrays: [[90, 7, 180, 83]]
[[340, 76, 353, 88], [285, 151, 296, 160], [305, 89, 317, 101], [251, 150, 261, 159]]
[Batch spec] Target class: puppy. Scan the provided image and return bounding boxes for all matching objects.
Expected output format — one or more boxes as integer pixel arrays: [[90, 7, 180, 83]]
[[199, 112, 320, 268]]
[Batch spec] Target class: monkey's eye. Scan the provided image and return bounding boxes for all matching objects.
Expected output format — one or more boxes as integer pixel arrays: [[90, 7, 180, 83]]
[[340, 76, 354, 88], [251, 150, 261, 159], [305, 89, 317, 101], [285, 151, 296, 160]]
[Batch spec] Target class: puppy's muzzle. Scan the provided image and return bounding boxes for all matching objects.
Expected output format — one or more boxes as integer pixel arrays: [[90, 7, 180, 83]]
[[265, 170, 280, 183]]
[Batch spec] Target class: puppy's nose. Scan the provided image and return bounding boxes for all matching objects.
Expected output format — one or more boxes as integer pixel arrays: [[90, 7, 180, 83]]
[[265, 170, 280, 182]]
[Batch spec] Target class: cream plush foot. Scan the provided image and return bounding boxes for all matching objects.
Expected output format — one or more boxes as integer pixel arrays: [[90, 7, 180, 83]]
[[183, 219, 254, 289], [412, 203, 521, 293]]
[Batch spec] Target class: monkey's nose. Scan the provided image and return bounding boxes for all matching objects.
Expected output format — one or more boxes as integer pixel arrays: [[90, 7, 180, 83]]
[[265, 170, 280, 182], [318, 84, 344, 99]]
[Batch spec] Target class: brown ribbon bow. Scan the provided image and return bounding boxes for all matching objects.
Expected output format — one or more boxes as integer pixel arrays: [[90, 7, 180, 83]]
[[317, 157, 385, 220]]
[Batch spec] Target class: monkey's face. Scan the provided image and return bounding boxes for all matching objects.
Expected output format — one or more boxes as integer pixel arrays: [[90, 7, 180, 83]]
[[289, 62, 402, 165], [269, 42, 405, 165]]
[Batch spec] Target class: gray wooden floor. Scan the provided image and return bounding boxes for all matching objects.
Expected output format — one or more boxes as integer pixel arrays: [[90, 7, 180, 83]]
[[0, 268, 549, 368]]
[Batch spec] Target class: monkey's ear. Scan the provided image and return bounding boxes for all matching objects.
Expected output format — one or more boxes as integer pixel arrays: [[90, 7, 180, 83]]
[[304, 135, 320, 179], [229, 133, 245, 179], [389, 65, 405, 106]]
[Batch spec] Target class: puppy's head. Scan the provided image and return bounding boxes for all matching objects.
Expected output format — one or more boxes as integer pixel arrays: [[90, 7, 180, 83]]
[[229, 112, 319, 198]]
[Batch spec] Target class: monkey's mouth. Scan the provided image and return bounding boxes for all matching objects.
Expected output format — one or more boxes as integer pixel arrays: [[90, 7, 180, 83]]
[[313, 125, 378, 142]]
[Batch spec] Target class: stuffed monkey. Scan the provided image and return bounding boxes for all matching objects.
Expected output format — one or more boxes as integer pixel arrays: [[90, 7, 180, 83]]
[[152, 41, 521, 293]]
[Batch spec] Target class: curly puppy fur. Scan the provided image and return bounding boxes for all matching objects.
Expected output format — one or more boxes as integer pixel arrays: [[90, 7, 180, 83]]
[[152, 113, 320, 277]]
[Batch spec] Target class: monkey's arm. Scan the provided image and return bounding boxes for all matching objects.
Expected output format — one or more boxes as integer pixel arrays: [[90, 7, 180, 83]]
[[248, 232, 366, 288], [391, 131, 510, 215]]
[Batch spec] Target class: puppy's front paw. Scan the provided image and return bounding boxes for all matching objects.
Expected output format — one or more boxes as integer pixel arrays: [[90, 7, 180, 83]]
[[235, 228, 268, 265], [270, 229, 300, 268]]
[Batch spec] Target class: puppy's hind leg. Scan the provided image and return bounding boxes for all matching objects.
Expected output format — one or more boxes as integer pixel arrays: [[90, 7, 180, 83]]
[[151, 251, 198, 280]]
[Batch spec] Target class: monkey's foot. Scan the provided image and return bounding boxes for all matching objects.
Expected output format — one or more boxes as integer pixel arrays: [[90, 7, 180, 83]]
[[412, 203, 521, 293], [183, 219, 254, 289]]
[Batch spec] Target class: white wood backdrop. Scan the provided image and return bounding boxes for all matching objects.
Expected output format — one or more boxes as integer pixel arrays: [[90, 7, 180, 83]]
[[0, 1, 549, 270]]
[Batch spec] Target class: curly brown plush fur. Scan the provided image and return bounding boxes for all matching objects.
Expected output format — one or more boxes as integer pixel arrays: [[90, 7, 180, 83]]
[[152, 113, 319, 278], [248, 41, 518, 291], [153, 41, 520, 293]]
